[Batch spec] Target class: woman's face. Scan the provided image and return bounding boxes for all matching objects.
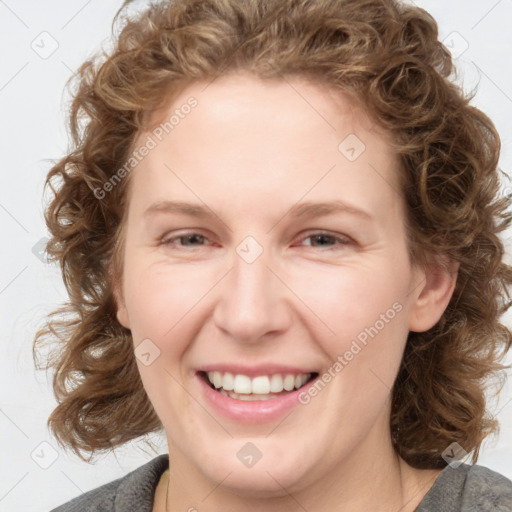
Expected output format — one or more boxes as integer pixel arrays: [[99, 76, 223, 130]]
[[115, 72, 452, 495]]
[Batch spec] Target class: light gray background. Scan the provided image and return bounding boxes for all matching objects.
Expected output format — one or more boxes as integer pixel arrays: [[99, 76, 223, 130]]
[[1, 1, 511, 510]]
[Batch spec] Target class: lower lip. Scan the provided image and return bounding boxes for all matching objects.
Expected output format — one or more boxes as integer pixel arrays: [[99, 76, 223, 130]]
[[196, 373, 314, 423]]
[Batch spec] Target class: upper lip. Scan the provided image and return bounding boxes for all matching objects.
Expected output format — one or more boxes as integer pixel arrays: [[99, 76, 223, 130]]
[[197, 364, 318, 377]]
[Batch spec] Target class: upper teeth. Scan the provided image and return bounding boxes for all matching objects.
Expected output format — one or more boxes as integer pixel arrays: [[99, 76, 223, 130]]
[[206, 371, 311, 394]]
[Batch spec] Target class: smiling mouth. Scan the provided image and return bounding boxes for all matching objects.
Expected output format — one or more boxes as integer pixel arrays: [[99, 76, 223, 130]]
[[199, 371, 318, 401]]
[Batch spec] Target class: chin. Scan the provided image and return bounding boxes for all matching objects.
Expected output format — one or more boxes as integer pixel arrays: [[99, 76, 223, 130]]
[[192, 437, 314, 497], [206, 462, 306, 498]]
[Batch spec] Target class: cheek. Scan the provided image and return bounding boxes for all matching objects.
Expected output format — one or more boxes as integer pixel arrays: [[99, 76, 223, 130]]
[[301, 269, 410, 406], [288, 260, 409, 352], [304, 265, 409, 421], [123, 263, 209, 424], [123, 261, 213, 342]]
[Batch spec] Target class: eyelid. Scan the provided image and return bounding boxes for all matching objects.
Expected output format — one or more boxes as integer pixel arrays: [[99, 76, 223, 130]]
[[159, 229, 354, 249], [297, 230, 352, 243], [159, 230, 211, 247]]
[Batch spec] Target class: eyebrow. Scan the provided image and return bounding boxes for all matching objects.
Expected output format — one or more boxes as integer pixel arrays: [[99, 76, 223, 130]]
[[143, 199, 373, 222]]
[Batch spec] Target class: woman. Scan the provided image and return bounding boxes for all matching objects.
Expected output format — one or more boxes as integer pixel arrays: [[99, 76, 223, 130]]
[[34, 0, 512, 510]]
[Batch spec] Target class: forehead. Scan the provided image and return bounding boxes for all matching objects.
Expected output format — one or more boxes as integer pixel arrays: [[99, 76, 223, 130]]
[[146, 72, 386, 146], [126, 72, 403, 224]]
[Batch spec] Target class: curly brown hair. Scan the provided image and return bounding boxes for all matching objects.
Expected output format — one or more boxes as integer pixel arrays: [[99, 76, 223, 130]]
[[34, 0, 512, 467]]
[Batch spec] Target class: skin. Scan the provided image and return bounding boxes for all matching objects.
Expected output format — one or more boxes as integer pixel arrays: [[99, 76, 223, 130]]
[[114, 72, 459, 512]]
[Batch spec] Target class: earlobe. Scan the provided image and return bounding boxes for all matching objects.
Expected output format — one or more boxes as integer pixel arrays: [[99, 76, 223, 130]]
[[113, 283, 131, 330], [408, 257, 459, 333], [116, 304, 131, 330]]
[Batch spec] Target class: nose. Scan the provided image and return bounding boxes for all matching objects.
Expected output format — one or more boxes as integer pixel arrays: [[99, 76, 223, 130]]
[[212, 243, 293, 344]]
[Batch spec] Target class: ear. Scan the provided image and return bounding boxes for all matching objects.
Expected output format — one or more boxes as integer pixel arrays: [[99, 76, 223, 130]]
[[408, 256, 459, 332], [113, 280, 131, 330]]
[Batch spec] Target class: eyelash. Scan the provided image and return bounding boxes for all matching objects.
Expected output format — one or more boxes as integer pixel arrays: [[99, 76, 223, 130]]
[[159, 231, 353, 250]]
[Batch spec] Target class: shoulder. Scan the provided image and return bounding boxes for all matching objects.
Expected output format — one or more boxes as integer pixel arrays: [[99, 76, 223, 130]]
[[416, 463, 512, 512], [50, 454, 169, 512], [462, 464, 512, 511]]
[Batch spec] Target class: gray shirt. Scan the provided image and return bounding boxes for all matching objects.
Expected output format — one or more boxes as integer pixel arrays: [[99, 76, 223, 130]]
[[50, 455, 512, 511]]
